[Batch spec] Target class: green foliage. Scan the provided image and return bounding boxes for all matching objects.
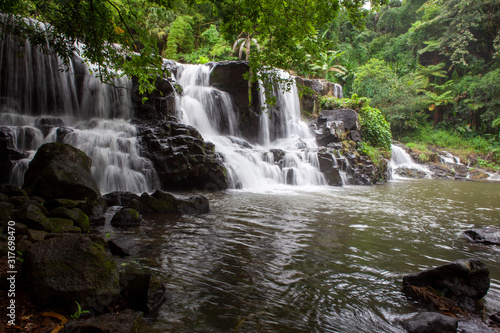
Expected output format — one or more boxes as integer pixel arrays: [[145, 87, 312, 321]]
[[320, 94, 391, 150], [164, 15, 194, 60], [71, 301, 90, 320]]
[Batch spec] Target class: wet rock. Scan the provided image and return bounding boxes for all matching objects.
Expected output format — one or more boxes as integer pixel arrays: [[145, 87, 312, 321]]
[[64, 309, 143, 333], [49, 207, 90, 233], [0, 184, 28, 198], [0, 127, 30, 183], [458, 318, 498, 333], [295, 77, 343, 116], [469, 170, 490, 180], [48, 217, 76, 233], [119, 265, 167, 313], [173, 194, 210, 214], [23, 234, 120, 310], [489, 311, 500, 327], [136, 120, 228, 190], [403, 312, 458, 333], [107, 237, 134, 257], [317, 153, 343, 186], [110, 208, 142, 228], [318, 109, 359, 132], [402, 259, 490, 311], [34, 116, 64, 137], [15, 204, 53, 231], [26, 229, 48, 242], [394, 166, 428, 179], [316, 120, 346, 146], [132, 76, 176, 121], [464, 228, 500, 246], [209, 61, 261, 141], [22, 143, 101, 201]]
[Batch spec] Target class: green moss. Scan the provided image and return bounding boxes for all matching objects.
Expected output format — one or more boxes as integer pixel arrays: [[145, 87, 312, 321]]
[[49, 218, 74, 233], [72, 208, 90, 233]]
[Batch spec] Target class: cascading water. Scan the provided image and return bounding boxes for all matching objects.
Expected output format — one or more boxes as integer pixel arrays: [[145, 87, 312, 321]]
[[176, 64, 326, 189], [0, 26, 158, 193], [389, 144, 430, 179]]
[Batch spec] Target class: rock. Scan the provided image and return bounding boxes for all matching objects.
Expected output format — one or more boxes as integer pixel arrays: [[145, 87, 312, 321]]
[[26, 229, 48, 242], [394, 166, 429, 179], [64, 309, 143, 333], [402, 259, 490, 311], [110, 208, 142, 228], [316, 120, 346, 146], [489, 311, 500, 327], [34, 116, 64, 137], [318, 109, 359, 132], [458, 318, 498, 333], [107, 237, 134, 257], [0, 184, 28, 197], [209, 61, 261, 141], [15, 204, 53, 231], [469, 170, 490, 180], [464, 228, 500, 246], [295, 77, 343, 116], [403, 312, 458, 333], [23, 234, 120, 310], [119, 265, 167, 313], [49, 207, 89, 233], [136, 120, 228, 190], [0, 127, 29, 183], [48, 217, 75, 233], [22, 143, 101, 201], [317, 153, 343, 186], [132, 76, 176, 121]]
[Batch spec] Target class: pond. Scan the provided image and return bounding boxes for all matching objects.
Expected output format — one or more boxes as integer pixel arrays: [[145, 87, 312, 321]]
[[111, 179, 500, 332]]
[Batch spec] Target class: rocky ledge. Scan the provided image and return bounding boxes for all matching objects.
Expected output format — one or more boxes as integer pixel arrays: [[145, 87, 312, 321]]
[[0, 142, 211, 332]]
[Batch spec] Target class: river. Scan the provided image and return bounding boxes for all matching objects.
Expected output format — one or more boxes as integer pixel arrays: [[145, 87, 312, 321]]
[[107, 179, 500, 332]]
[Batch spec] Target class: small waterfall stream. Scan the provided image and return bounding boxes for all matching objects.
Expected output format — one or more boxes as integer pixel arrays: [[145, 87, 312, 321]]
[[176, 64, 326, 189], [390, 144, 430, 179], [0, 30, 158, 193]]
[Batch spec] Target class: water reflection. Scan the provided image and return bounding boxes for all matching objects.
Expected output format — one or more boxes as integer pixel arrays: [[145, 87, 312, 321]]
[[118, 179, 500, 332]]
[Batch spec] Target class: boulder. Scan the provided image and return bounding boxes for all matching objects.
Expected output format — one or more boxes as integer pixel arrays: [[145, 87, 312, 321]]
[[23, 234, 120, 310], [107, 237, 134, 257], [402, 259, 490, 311], [316, 120, 346, 146], [318, 109, 359, 132], [22, 143, 101, 201], [110, 208, 142, 228], [403, 312, 458, 333], [209, 61, 261, 142], [317, 153, 343, 186], [295, 77, 343, 116], [136, 120, 228, 190], [464, 228, 500, 246], [119, 265, 166, 313], [15, 204, 53, 231], [64, 309, 143, 333], [49, 207, 90, 233], [132, 76, 176, 121]]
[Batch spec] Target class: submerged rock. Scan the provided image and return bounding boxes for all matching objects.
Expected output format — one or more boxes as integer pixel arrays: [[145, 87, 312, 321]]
[[65, 309, 143, 333], [22, 143, 101, 201], [111, 208, 142, 228], [402, 259, 490, 311], [464, 228, 500, 246], [403, 312, 458, 333]]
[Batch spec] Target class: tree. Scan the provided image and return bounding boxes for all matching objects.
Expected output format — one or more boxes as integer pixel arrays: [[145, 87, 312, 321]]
[[164, 15, 194, 59], [232, 33, 260, 60]]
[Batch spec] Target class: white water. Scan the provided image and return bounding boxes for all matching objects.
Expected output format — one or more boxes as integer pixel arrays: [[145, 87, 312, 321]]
[[389, 145, 430, 179], [0, 29, 157, 193], [176, 64, 326, 189]]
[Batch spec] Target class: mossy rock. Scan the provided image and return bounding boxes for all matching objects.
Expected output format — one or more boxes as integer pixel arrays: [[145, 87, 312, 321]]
[[64, 309, 143, 333], [0, 205, 11, 225], [27, 229, 48, 242], [15, 205, 53, 232], [22, 143, 101, 202], [111, 208, 142, 228], [48, 218, 73, 233], [0, 184, 28, 197], [23, 234, 120, 310], [48, 207, 89, 233]]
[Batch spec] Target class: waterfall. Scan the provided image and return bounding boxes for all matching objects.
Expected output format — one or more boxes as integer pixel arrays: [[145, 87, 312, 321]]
[[175, 64, 326, 189], [0, 29, 158, 193], [389, 144, 430, 179]]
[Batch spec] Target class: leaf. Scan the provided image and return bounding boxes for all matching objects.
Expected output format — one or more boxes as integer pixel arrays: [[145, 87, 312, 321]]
[[43, 312, 68, 324]]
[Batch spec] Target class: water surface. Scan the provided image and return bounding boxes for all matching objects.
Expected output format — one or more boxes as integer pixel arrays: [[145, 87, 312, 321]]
[[112, 179, 500, 332]]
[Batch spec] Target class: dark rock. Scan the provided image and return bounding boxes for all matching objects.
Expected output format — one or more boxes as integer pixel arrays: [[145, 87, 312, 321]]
[[132, 76, 176, 121], [55, 126, 74, 142], [317, 153, 343, 186], [136, 120, 228, 190], [209, 61, 261, 142], [34, 116, 64, 137], [26, 229, 48, 242], [23, 234, 120, 310], [64, 309, 143, 333], [119, 265, 167, 313], [464, 228, 500, 246], [15, 204, 53, 231], [0, 127, 31, 183], [49, 207, 90, 233], [295, 77, 343, 116], [107, 237, 136, 257], [110, 208, 142, 228], [318, 109, 359, 131], [316, 120, 346, 146], [48, 217, 75, 233], [22, 143, 101, 201], [458, 318, 498, 333], [349, 130, 362, 142], [489, 311, 500, 327], [0, 184, 28, 197], [403, 312, 458, 333], [402, 259, 490, 311], [167, 193, 210, 214]]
